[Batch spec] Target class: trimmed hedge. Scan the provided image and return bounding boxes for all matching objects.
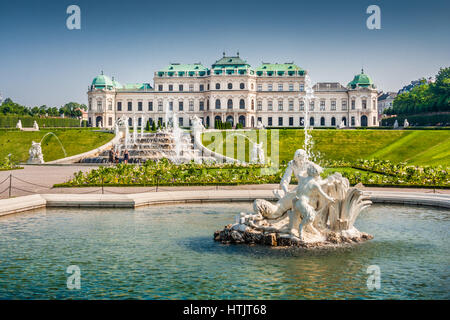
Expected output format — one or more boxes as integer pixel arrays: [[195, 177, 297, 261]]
[[381, 113, 450, 127], [0, 115, 80, 128]]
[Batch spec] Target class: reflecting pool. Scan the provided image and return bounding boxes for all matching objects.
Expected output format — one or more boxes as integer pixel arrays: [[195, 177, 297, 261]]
[[0, 203, 448, 299]]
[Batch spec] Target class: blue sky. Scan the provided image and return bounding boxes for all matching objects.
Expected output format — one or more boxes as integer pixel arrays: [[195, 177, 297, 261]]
[[0, 0, 449, 107]]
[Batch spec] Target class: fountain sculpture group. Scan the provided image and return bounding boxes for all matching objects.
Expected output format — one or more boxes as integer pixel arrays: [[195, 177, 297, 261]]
[[214, 149, 373, 247]]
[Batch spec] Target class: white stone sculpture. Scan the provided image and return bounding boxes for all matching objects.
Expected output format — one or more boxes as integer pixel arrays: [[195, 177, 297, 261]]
[[404, 119, 409, 128], [214, 149, 373, 247], [338, 120, 346, 129], [16, 120, 22, 130], [256, 120, 265, 129], [393, 120, 398, 129], [190, 115, 205, 133], [33, 121, 39, 131], [250, 142, 265, 164], [27, 141, 44, 164]]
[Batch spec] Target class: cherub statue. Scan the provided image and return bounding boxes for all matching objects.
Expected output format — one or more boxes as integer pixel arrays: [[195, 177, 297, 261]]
[[27, 141, 44, 164], [291, 163, 335, 239]]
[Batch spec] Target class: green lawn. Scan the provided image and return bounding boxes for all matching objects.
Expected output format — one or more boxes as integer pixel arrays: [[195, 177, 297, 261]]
[[202, 129, 450, 167], [0, 129, 114, 163]]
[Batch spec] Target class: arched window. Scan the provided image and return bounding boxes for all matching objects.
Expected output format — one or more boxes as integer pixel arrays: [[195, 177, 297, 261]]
[[215, 99, 221, 109], [206, 116, 210, 127], [238, 115, 246, 127], [227, 83, 233, 89], [342, 117, 347, 126], [320, 117, 325, 126], [215, 83, 220, 90], [361, 115, 368, 127], [227, 99, 233, 109], [240, 83, 245, 89], [226, 115, 234, 126], [331, 117, 336, 126], [310, 117, 315, 126], [239, 99, 245, 109]]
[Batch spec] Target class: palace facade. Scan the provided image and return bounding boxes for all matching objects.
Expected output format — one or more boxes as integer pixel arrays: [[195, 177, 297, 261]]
[[87, 54, 379, 129]]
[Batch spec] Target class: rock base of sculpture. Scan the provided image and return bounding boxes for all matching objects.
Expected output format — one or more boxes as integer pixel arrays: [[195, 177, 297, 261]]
[[214, 224, 373, 248]]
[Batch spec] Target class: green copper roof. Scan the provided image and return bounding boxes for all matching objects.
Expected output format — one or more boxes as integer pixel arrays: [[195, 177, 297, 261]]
[[159, 63, 208, 72], [212, 55, 251, 69], [348, 70, 375, 88], [256, 63, 303, 72], [92, 73, 114, 88], [120, 83, 152, 90], [112, 78, 122, 89]]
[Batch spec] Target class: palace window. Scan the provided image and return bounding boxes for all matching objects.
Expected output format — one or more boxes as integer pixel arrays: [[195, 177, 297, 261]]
[[268, 84, 273, 91], [108, 100, 112, 111], [207, 99, 210, 110], [351, 100, 355, 110], [251, 100, 254, 110], [251, 83, 254, 90], [351, 116, 355, 126], [199, 101, 204, 111], [239, 99, 245, 110], [289, 100, 294, 111], [299, 83, 304, 92], [228, 83, 233, 89], [179, 101, 184, 111], [310, 117, 315, 126], [257, 84, 262, 91], [189, 84, 194, 92], [138, 101, 143, 111], [299, 100, 304, 111], [97, 100, 102, 112], [257, 101, 262, 111], [108, 117, 112, 126], [278, 117, 283, 126], [215, 83, 220, 90], [169, 84, 173, 91], [158, 101, 163, 111], [342, 100, 347, 110], [299, 117, 304, 126], [289, 117, 293, 126], [373, 116, 377, 125], [169, 101, 173, 111], [158, 84, 163, 91], [372, 100, 376, 110], [88, 99, 92, 111], [268, 117, 272, 126], [127, 101, 132, 111], [189, 100, 194, 111], [320, 117, 325, 126], [289, 84, 294, 91], [240, 83, 245, 89], [278, 83, 283, 91], [320, 100, 326, 111], [309, 100, 315, 111], [179, 84, 184, 91], [362, 99, 367, 109], [199, 84, 204, 91], [331, 117, 336, 126], [148, 101, 153, 111], [215, 99, 221, 109], [278, 100, 283, 111], [179, 117, 183, 127], [331, 100, 336, 111], [268, 100, 273, 111], [257, 117, 262, 124], [227, 99, 233, 109], [117, 101, 122, 111]]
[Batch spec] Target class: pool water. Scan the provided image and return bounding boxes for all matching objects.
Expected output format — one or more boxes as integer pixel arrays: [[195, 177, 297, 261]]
[[0, 203, 448, 299]]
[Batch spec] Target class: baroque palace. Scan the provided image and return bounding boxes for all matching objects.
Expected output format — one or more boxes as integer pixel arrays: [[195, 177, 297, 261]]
[[87, 53, 379, 129]]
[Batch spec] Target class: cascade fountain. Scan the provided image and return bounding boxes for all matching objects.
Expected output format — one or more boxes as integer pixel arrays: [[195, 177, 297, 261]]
[[79, 113, 216, 164]]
